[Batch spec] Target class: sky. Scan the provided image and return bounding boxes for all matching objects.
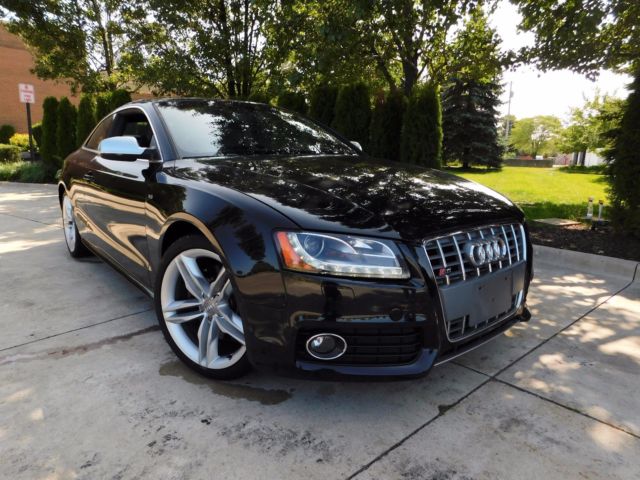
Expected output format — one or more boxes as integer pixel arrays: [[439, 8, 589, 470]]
[[490, 1, 631, 122]]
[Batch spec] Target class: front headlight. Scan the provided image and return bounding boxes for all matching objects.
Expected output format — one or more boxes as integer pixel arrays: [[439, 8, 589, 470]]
[[275, 231, 409, 279]]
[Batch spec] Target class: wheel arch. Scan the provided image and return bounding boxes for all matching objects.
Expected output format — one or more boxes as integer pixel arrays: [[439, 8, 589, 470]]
[[57, 182, 67, 208], [159, 213, 223, 258]]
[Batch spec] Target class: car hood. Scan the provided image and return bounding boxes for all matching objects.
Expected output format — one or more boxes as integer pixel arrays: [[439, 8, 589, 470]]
[[174, 155, 523, 241]]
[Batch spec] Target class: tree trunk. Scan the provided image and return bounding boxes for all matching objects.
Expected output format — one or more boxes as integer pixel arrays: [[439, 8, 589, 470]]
[[402, 59, 418, 96]]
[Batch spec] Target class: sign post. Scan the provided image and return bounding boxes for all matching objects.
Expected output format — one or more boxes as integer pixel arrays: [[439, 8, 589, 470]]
[[18, 83, 36, 161]]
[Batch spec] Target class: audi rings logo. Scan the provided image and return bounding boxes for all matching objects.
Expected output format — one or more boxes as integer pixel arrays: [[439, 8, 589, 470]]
[[464, 236, 507, 267]]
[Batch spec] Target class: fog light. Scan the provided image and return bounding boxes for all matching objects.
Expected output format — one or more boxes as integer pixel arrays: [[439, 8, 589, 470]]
[[305, 333, 347, 360]]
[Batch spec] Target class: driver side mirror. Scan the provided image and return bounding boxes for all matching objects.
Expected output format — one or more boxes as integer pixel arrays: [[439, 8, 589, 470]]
[[98, 136, 159, 162], [350, 140, 363, 152]]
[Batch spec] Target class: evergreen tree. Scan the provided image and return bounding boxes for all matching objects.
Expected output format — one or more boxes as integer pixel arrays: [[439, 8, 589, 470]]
[[95, 93, 111, 120], [277, 91, 307, 114], [400, 83, 442, 168], [76, 94, 96, 147], [309, 84, 338, 126], [369, 89, 406, 161], [109, 89, 132, 110], [442, 79, 503, 168], [608, 69, 640, 237], [56, 97, 77, 163], [332, 83, 371, 149], [40, 96, 59, 166]]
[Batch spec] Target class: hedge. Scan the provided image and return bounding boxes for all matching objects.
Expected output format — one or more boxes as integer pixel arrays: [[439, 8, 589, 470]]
[[332, 83, 371, 149], [369, 89, 406, 162], [76, 94, 96, 147], [9, 133, 30, 152], [32, 122, 43, 149], [41, 97, 59, 166], [309, 84, 338, 126], [400, 83, 443, 168], [277, 91, 307, 114], [56, 97, 77, 163]]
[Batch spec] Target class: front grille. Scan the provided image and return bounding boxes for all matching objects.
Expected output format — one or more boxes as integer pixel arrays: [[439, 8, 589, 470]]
[[296, 325, 423, 366], [446, 294, 518, 341], [424, 223, 526, 286]]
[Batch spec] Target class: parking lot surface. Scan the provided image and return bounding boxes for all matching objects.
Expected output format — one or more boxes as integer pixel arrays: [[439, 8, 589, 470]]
[[1, 182, 639, 480]]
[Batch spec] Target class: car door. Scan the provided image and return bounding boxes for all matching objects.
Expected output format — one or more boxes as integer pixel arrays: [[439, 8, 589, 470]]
[[72, 114, 115, 244], [85, 108, 160, 288]]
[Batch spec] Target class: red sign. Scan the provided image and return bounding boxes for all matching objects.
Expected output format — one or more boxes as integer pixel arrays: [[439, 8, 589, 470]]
[[19, 83, 35, 104]]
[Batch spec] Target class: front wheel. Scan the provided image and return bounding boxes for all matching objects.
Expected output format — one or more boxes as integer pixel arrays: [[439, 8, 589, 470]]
[[154, 235, 251, 380], [61, 193, 89, 258]]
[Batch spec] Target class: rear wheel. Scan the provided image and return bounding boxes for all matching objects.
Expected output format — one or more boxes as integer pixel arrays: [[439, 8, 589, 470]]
[[61, 193, 89, 258], [154, 235, 250, 380]]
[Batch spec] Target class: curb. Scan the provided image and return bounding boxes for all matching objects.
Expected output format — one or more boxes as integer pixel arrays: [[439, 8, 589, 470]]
[[533, 244, 639, 282]]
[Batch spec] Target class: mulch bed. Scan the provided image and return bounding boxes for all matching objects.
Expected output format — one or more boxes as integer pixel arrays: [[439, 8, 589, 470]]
[[529, 221, 640, 263]]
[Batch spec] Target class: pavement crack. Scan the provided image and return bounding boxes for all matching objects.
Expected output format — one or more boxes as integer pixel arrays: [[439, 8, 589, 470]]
[[0, 308, 153, 353], [0, 211, 60, 227], [346, 263, 639, 480], [493, 378, 640, 440]]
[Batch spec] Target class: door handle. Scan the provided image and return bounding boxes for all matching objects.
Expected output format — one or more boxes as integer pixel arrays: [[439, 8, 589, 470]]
[[83, 171, 95, 182]]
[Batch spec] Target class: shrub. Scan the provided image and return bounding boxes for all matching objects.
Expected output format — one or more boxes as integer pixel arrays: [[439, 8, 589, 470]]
[[0, 124, 15, 143], [0, 144, 22, 163], [95, 93, 111, 120], [608, 68, 640, 237], [332, 83, 371, 149], [9, 133, 30, 152], [56, 97, 77, 163], [369, 89, 406, 161], [401, 83, 443, 168], [76, 94, 96, 147], [32, 122, 43, 149], [277, 91, 307, 115], [41, 97, 59, 165], [109, 89, 132, 110], [309, 84, 338, 126], [0, 160, 54, 182]]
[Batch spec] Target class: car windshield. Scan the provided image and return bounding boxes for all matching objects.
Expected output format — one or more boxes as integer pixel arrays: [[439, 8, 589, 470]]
[[156, 99, 356, 158]]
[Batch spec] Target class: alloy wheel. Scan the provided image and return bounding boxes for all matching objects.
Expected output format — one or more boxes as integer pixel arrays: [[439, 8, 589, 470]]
[[160, 248, 245, 370], [62, 195, 76, 251]]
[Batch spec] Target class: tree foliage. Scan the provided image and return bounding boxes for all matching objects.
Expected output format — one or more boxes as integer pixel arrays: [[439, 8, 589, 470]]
[[401, 83, 442, 167], [309, 84, 339, 126], [332, 83, 371, 149], [511, 0, 640, 76], [369, 89, 406, 162], [607, 70, 640, 237], [509, 116, 562, 157], [123, 0, 295, 98], [56, 97, 77, 163], [76, 95, 96, 147], [0, 0, 132, 92], [40, 97, 59, 166]]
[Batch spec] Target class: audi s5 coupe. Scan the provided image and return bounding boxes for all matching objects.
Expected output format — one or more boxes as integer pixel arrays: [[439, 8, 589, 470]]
[[59, 98, 532, 380]]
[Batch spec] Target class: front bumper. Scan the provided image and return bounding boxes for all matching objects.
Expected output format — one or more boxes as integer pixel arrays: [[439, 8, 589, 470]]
[[238, 222, 533, 379]]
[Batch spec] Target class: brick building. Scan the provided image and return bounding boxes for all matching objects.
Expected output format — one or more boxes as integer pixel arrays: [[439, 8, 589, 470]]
[[0, 24, 78, 133]]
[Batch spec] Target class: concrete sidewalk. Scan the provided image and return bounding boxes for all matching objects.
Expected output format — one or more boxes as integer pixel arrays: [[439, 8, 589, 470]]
[[1, 182, 639, 480]]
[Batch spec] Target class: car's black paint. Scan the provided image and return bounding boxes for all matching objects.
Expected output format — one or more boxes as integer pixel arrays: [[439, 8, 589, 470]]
[[60, 99, 532, 379]]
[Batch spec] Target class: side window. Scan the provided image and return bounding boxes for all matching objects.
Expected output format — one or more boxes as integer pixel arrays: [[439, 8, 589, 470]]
[[85, 115, 114, 150], [111, 110, 154, 148]]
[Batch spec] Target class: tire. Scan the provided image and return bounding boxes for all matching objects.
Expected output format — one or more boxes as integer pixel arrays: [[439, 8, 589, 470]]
[[61, 193, 90, 258], [154, 235, 251, 380]]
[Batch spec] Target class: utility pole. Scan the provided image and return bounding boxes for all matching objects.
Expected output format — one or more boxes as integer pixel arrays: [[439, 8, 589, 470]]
[[504, 81, 513, 140]]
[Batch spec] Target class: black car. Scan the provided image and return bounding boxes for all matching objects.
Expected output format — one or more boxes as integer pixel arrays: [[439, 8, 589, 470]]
[[59, 98, 532, 380]]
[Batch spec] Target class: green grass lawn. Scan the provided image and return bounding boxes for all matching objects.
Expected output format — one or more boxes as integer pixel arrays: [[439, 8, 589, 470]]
[[452, 166, 609, 220]]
